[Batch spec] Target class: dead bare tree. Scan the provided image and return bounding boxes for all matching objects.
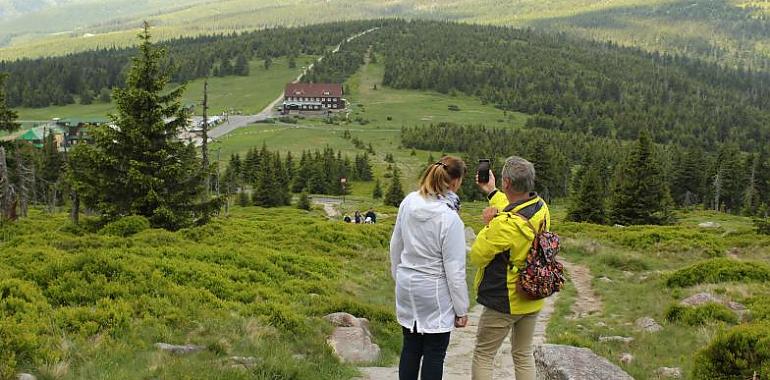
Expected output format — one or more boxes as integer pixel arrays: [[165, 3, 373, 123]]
[[14, 147, 31, 218], [201, 79, 210, 196], [0, 147, 13, 220]]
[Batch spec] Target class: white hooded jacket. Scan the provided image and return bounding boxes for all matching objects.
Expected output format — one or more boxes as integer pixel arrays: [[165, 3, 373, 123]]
[[390, 191, 469, 334]]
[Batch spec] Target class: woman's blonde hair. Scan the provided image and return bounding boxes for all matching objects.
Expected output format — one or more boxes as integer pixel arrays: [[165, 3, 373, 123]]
[[419, 156, 466, 197]]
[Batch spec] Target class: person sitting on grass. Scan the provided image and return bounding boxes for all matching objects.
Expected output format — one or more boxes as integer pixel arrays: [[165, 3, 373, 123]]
[[354, 210, 362, 224], [343, 215, 352, 223], [365, 208, 377, 224]]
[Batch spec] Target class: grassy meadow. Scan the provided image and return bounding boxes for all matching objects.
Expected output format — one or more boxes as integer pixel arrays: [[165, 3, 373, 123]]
[[15, 56, 312, 122], [3, 200, 769, 378], [0, 206, 401, 379], [210, 56, 525, 197], [546, 210, 770, 378]]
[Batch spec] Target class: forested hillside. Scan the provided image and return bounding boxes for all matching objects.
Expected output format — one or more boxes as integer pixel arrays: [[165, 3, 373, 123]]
[[378, 22, 770, 151], [2, 0, 770, 72], [0, 21, 382, 108]]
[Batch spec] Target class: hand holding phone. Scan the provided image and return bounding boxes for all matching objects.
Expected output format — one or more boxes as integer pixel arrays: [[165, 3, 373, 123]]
[[477, 159, 490, 183]]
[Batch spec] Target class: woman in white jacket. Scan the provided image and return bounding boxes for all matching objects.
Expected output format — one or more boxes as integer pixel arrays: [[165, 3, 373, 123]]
[[390, 156, 470, 380]]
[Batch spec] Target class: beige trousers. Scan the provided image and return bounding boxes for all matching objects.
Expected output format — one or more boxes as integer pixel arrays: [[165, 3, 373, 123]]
[[471, 306, 538, 380]]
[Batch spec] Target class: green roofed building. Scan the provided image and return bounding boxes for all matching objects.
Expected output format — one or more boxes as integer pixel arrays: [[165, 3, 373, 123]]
[[17, 125, 65, 148], [16, 118, 107, 149]]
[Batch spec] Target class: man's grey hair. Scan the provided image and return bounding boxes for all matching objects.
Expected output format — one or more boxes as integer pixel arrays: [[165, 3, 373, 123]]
[[501, 156, 536, 193]]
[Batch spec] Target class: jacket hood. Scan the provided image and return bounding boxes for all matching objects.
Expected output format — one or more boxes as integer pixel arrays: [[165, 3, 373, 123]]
[[404, 192, 453, 221]]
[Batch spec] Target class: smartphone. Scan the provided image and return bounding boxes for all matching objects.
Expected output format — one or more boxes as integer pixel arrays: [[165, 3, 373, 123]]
[[477, 159, 491, 183]]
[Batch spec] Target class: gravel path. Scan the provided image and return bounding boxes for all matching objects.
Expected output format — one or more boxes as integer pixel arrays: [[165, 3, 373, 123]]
[[356, 257, 604, 379], [357, 293, 558, 380]]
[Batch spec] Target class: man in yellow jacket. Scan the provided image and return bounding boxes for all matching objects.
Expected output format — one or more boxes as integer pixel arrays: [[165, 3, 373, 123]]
[[470, 156, 550, 380]]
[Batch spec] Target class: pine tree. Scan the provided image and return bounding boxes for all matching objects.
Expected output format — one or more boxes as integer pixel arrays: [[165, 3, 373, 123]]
[[67, 23, 215, 229], [671, 148, 707, 207], [0, 74, 19, 135], [609, 130, 673, 225], [372, 178, 383, 199], [234, 54, 250, 76], [297, 192, 311, 210], [567, 158, 607, 224], [711, 144, 744, 213], [385, 167, 405, 207]]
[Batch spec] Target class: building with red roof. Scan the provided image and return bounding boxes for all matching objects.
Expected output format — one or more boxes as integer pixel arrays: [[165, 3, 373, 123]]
[[282, 83, 346, 114]]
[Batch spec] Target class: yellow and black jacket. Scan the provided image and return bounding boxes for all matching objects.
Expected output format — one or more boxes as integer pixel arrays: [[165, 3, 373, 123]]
[[469, 190, 551, 315]]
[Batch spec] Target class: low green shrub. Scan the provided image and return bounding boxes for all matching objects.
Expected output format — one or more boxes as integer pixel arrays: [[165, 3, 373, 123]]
[[598, 253, 651, 271], [99, 215, 151, 237], [665, 303, 738, 326], [748, 296, 770, 322], [666, 258, 770, 287], [756, 218, 770, 235], [693, 322, 770, 379]]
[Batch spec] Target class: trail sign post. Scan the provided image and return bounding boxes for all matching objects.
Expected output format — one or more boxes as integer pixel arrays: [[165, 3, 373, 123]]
[[341, 177, 347, 204]]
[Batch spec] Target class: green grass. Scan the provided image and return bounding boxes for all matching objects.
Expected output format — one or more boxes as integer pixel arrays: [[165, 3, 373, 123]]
[[0, 206, 400, 379], [343, 59, 526, 128], [211, 56, 525, 197], [545, 209, 770, 378], [16, 56, 311, 122]]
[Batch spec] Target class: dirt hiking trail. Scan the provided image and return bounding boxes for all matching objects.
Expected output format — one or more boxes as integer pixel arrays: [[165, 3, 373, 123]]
[[357, 260, 598, 379]]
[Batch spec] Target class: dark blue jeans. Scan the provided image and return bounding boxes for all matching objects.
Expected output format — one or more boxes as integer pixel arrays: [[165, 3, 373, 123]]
[[399, 326, 451, 380]]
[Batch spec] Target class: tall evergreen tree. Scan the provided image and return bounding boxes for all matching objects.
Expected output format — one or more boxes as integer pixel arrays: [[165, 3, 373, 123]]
[[68, 23, 216, 229], [609, 130, 673, 225], [711, 144, 744, 213], [671, 147, 707, 207], [567, 158, 607, 224], [0, 74, 19, 135], [372, 177, 383, 199], [385, 167, 405, 207], [234, 54, 250, 76]]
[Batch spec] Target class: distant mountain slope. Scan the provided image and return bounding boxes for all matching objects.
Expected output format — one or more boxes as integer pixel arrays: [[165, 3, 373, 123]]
[[0, 0, 769, 70]]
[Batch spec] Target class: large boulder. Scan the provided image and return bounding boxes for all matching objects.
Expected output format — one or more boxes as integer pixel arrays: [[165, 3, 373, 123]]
[[535, 344, 634, 380], [324, 312, 381, 363]]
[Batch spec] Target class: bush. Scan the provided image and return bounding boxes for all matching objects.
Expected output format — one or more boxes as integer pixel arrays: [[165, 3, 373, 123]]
[[598, 253, 651, 271], [756, 218, 770, 235], [278, 116, 298, 124], [666, 258, 770, 287], [665, 303, 738, 326], [748, 296, 770, 322], [693, 322, 770, 379], [297, 192, 311, 211], [98, 215, 151, 237]]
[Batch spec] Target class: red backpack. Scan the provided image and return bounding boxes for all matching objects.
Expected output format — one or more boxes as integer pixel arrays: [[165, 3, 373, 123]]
[[513, 213, 566, 300]]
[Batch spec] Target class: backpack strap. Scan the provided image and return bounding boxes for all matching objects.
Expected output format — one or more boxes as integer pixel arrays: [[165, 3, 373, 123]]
[[513, 212, 537, 235]]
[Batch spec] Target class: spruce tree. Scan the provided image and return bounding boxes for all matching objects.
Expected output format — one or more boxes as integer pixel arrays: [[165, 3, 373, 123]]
[[384, 167, 405, 207], [67, 23, 215, 229], [567, 158, 607, 224], [0, 74, 19, 135], [372, 178, 383, 199], [234, 54, 250, 76], [609, 130, 673, 225], [671, 148, 707, 207], [297, 192, 311, 210]]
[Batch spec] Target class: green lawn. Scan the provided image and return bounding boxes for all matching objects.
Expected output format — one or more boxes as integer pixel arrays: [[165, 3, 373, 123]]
[[344, 59, 527, 128], [212, 56, 528, 197], [16, 56, 312, 122]]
